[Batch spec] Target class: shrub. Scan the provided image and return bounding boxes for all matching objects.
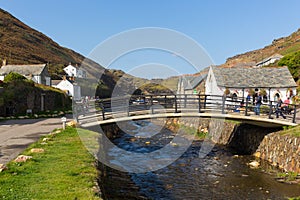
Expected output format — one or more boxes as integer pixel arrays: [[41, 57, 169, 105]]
[[224, 88, 230, 96], [278, 51, 300, 82], [4, 72, 26, 82]]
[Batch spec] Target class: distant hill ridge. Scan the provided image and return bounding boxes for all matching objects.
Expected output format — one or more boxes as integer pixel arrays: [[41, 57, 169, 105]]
[[0, 8, 145, 97], [223, 29, 300, 67], [1, 7, 300, 95]]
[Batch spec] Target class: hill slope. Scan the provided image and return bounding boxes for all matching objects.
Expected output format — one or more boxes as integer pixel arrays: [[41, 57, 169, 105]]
[[223, 29, 300, 67], [0, 9, 85, 66], [0, 8, 146, 97]]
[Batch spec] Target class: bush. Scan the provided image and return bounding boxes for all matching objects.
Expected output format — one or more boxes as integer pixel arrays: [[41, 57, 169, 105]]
[[4, 72, 26, 82], [278, 51, 300, 82]]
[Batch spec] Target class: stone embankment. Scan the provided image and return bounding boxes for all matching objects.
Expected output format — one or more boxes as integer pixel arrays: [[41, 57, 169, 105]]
[[255, 132, 300, 173], [165, 117, 299, 173]]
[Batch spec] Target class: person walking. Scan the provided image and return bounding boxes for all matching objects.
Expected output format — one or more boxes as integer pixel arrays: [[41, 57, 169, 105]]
[[276, 97, 286, 119], [254, 92, 262, 115]]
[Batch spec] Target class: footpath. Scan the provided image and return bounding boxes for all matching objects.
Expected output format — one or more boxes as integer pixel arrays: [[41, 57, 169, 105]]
[[0, 115, 72, 164]]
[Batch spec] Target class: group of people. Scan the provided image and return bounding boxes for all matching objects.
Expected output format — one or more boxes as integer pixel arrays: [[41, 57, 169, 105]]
[[253, 92, 290, 119]]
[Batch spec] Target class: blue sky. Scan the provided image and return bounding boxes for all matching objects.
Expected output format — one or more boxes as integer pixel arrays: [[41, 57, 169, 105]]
[[1, 0, 300, 78]]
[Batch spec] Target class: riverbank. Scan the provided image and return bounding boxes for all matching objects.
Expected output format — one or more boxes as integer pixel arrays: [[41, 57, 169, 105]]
[[97, 119, 300, 199], [0, 127, 101, 200], [255, 125, 300, 173]]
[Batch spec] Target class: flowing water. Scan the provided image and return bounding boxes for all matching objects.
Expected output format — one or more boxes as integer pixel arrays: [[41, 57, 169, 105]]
[[98, 120, 300, 200]]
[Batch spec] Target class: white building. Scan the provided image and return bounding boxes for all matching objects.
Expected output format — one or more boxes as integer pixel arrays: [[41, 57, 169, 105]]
[[63, 63, 87, 78], [177, 74, 207, 95], [205, 65, 297, 104], [256, 54, 283, 68], [52, 78, 81, 101], [0, 64, 51, 86]]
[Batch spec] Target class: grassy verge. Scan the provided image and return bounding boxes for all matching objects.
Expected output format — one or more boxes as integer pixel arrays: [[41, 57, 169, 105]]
[[0, 127, 101, 200], [280, 125, 300, 137]]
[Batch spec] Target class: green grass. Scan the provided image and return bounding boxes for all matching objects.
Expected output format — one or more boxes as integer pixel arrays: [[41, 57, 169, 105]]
[[280, 42, 300, 55], [0, 127, 101, 200], [277, 172, 299, 182], [279, 125, 300, 137], [289, 197, 300, 200]]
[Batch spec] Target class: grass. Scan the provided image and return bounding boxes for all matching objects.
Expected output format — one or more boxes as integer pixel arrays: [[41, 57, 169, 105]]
[[279, 125, 300, 137], [277, 172, 299, 182], [0, 127, 101, 200]]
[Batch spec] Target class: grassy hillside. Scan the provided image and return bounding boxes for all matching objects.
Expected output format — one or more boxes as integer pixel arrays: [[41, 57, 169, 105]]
[[223, 29, 300, 67], [0, 8, 150, 98]]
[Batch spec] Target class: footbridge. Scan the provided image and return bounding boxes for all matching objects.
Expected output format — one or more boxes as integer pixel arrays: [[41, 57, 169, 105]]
[[77, 94, 299, 128]]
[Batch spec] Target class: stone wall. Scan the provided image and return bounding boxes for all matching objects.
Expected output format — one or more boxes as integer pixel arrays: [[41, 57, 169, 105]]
[[255, 132, 300, 173], [165, 118, 236, 145], [168, 118, 300, 173], [227, 124, 280, 154]]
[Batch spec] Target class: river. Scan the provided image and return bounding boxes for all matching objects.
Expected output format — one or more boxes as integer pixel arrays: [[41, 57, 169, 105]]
[[98, 120, 300, 200]]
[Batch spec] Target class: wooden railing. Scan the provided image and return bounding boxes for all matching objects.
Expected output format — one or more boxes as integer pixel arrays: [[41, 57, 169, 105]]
[[89, 94, 298, 123]]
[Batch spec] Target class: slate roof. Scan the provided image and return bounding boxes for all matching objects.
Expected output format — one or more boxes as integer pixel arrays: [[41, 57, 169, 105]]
[[212, 66, 297, 88], [0, 64, 47, 76], [51, 79, 62, 86], [179, 74, 207, 90]]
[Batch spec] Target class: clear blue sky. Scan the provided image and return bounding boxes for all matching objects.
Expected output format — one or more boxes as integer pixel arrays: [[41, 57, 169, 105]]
[[1, 0, 300, 78]]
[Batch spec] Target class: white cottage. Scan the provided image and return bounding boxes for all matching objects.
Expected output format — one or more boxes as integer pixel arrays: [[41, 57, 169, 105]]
[[205, 65, 297, 103], [63, 63, 87, 78], [256, 54, 283, 68], [53, 78, 81, 101], [177, 74, 207, 94], [0, 64, 51, 86]]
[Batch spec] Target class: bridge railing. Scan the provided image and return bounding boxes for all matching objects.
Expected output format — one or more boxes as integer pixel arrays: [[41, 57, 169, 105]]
[[94, 94, 298, 123]]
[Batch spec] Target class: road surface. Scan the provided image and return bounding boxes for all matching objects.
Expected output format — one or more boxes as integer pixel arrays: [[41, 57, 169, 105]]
[[0, 116, 72, 164]]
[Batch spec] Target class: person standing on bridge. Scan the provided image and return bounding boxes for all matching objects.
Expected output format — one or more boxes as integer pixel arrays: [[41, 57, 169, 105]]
[[275, 97, 286, 119], [254, 92, 262, 115]]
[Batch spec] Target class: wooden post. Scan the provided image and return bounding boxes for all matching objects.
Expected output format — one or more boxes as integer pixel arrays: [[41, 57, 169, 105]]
[[127, 102, 130, 117], [184, 94, 187, 108], [222, 95, 225, 114], [245, 97, 249, 116], [204, 95, 207, 109], [268, 100, 273, 119], [174, 95, 178, 113], [293, 104, 297, 123], [198, 95, 201, 113], [268, 88, 272, 119], [164, 95, 167, 108], [100, 101, 105, 120], [150, 95, 154, 114]]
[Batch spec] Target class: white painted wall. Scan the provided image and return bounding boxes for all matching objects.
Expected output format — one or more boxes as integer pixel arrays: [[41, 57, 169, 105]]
[[63, 64, 77, 77], [204, 66, 297, 105], [205, 67, 223, 96], [54, 80, 74, 96]]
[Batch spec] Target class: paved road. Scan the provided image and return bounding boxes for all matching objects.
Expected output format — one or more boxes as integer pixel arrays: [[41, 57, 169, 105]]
[[0, 116, 72, 164]]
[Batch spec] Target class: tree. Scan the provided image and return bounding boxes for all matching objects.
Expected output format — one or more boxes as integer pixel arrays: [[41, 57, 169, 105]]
[[4, 72, 26, 82], [278, 51, 300, 82]]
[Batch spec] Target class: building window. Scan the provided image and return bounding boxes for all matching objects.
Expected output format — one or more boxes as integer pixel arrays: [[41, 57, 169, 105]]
[[274, 93, 280, 102], [263, 95, 268, 103], [232, 93, 238, 102]]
